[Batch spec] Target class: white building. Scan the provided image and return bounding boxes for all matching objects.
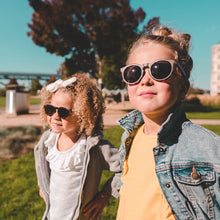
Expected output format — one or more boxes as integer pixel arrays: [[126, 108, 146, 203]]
[[211, 43, 220, 96]]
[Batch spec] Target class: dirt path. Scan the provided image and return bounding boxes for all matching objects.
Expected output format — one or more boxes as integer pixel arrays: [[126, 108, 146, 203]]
[[0, 102, 133, 128], [0, 102, 220, 128]]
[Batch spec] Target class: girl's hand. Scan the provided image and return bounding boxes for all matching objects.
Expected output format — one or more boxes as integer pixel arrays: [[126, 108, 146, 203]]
[[83, 191, 111, 220]]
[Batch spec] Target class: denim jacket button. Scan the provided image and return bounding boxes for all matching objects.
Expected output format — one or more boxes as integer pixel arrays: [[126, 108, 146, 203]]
[[165, 183, 170, 188], [191, 166, 200, 180]]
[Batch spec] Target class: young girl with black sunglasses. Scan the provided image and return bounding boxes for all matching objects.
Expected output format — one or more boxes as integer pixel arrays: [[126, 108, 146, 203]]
[[116, 26, 220, 219], [34, 73, 121, 220]]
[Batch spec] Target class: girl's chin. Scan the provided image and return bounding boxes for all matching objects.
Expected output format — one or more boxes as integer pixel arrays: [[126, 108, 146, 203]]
[[51, 130, 61, 133], [51, 126, 63, 133]]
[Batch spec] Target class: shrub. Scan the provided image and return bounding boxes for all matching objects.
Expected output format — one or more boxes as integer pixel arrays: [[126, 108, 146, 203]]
[[0, 126, 43, 161], [0, 88, 6, 97]]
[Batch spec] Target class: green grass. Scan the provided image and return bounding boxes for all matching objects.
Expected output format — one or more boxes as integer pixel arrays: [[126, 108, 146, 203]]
[[0, 97, 41, 107], [0, 123, 219, 219], [103, 126, 124, 148], [0, 152, 45, 219], [183, 104, 220, 119], [30, 97, 41, 105], [0, 96, 5, 107], [0, 126, 124, 220], [202, 125, 220, 135], [186, 111, 220, 119]]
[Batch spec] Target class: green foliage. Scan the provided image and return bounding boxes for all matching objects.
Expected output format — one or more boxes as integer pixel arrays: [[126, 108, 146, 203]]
[[27, 0, 146, 87], [0, 88, 6, 97], [101, 55, 125, 90], [0, 126, 42, 158], [187, 86, 204, 95], [29, 79, 42, 95]]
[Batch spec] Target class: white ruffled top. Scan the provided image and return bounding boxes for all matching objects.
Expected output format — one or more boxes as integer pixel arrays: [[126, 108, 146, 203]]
[[45, 132, 86, 171], [44, 132, 87, 219]]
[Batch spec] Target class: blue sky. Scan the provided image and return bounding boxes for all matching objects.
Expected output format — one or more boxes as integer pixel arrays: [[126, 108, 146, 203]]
[[0, 0, 220, 90]]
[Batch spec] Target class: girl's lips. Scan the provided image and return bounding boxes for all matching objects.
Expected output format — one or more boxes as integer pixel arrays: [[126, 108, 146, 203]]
[[139, 91, 156, 97], [51, 122, 62, 127]]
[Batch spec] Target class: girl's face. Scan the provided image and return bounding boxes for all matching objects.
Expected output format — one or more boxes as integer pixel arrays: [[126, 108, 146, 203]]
[[127, 43, 186, 121], [47, 90, 79, 137]]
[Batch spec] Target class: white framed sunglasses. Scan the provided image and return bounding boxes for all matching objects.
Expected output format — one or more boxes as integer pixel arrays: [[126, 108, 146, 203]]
[[121, 59, 186, 85]]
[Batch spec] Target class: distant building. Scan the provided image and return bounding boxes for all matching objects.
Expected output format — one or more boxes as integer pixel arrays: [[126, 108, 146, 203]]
[[211, 43, 220, 96]]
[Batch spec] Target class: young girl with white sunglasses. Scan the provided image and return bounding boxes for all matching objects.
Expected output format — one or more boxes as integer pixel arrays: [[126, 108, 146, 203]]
[[34, 73, 121, 220], [116, 26, 220, 219]]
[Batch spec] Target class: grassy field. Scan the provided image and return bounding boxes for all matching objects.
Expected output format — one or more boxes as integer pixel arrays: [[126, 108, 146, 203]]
[[182, 103, 220, 119], [0, 125, 220, 219], [0, 96, 5, 107], [202, 125, 220, 135], [0, 126, 123, 220], [0, 96, 41, 107]]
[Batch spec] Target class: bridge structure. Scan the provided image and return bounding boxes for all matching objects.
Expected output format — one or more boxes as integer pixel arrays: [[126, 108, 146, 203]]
[[0, 72, 61, 88]]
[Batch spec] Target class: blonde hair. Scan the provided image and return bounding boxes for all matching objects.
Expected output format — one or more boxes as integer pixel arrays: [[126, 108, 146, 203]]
[[40, 73, 105, 136], [128, 26, 193, 80]]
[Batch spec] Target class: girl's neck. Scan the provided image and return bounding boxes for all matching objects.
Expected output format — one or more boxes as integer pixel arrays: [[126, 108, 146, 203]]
[[142, 112, 169, 135], [57, 133, 80, 152]]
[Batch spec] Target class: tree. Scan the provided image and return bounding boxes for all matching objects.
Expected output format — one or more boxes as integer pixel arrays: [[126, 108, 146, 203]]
[[187, 85, 204, 95], [27, 0, 146, 89], [143, 17, 160, 34], [29, 78, 42, 95]]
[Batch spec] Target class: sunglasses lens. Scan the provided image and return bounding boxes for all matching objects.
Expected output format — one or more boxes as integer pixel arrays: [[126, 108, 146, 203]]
[[58, 107, 70, 119], [44, 105, 71, 119], [123, 65, 142, 84], [151, 61, 172, 80], [44, 105, 56, 116]]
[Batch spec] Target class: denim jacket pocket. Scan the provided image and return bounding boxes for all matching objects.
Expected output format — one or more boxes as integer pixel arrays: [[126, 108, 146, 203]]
[[173, 165, 216, 219], [174, 165, 215, 185]]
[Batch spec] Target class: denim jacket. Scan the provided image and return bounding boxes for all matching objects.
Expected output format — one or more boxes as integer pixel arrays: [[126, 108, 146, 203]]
[[117, 106, 220, 220]]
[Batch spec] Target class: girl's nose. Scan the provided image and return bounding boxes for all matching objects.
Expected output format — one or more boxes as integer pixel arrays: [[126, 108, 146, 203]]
[[52, 109, 60, 119], [140, 68, 154, 86]]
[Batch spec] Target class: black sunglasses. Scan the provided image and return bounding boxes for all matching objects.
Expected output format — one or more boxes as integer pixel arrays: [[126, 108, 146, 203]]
[[44, 104, 72, 119], [121, 59, 186, 85]]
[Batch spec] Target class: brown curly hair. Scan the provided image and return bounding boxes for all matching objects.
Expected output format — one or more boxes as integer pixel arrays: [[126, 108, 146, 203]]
[[127, 26, 193, 80], [40, 73, 105, 136]]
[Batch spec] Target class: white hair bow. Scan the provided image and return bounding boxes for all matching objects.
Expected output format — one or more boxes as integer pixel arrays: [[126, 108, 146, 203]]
[[46, 77, 77, 92]]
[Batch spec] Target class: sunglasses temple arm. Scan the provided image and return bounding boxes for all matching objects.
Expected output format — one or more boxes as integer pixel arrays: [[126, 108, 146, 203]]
[[177, 63, 187, 78]]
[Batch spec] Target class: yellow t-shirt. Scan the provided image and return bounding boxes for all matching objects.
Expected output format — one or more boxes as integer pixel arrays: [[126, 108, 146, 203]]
[[117, 124, 175, 220]]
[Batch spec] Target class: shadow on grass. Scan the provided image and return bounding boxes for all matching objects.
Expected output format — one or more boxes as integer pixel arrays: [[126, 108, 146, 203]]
[[121, 104, 220, 114], [182, 103, 220, 113]]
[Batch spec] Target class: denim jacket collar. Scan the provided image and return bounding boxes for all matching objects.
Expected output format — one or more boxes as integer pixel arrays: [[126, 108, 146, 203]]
[[117, 105, 188, 145]]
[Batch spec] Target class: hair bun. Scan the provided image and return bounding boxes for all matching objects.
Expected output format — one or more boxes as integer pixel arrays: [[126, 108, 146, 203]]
[[180, 33, 191, 51], [153, 27, 172, 37]]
